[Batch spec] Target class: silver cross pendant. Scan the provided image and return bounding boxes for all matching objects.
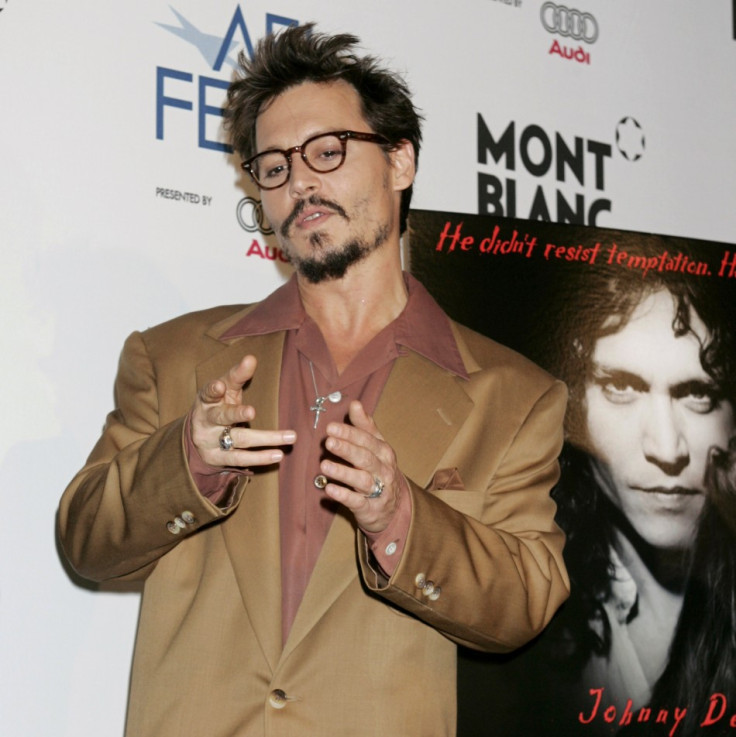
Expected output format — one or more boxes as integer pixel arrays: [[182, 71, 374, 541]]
[[310, 396, 328, 429]]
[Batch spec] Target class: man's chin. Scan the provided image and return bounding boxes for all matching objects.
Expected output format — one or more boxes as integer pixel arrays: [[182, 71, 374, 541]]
[[293, 241, 364, 284], [285, 224, 389, 284]]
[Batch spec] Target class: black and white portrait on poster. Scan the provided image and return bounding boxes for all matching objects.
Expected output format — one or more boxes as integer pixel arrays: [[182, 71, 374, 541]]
[[408, 211, 736, 737]]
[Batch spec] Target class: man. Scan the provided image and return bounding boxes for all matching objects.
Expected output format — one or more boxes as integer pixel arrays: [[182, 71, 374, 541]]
[[458, 239, 736, 736], [59, 25, 568, 737]]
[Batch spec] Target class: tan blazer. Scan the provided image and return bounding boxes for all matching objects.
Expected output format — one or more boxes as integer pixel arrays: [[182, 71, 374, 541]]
[[59, 303, 569, 737]]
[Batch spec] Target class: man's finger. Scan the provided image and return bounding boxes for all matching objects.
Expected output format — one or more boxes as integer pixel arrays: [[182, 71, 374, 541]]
[[347, 401, 386, 443], [324, 434, 376, 472], [216, 447, 289, 467], [320, 458, 374, 493], [206, 403, 257, 429], [199, 378, 228, 405], [199, 355, 258, 406], [226, 355, 258, 391], [225, 427, 297, 450]]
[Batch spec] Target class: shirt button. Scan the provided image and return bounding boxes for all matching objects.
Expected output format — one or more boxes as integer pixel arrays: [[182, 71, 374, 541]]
[[269, 689, 288, 709], [385, 542, 398, 556], [314, 474, 328, 490], [166, 521, 180, 535]]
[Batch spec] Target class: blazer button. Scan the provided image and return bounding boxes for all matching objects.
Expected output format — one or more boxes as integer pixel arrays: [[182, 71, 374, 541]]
[[414, 573, 426, 589], [166, 521, 181, 535], [181, 510, 196, 525], [422, 580, 436, 597], [269, 689, 288, 709], [428, 586, 442, 601], [313, 474, 328, 489]]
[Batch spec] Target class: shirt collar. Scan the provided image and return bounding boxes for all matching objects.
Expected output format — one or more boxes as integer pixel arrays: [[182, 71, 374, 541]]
[[220, 277, 306, 339], [220, 272, 468, 379]]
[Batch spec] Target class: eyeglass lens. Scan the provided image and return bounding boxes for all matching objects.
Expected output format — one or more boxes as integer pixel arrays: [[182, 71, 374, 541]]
[[251, 133, 346, 188]]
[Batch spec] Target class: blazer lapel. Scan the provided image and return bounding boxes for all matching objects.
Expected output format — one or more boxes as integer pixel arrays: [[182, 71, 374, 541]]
[[196, 330, 286, 673], [375, 350, 474, 489], [280, 508, 357, 662]]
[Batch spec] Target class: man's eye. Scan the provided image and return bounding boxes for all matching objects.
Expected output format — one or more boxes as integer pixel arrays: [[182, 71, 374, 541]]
[[675, 381, 720, 414], [683, 390, 717, 414], [264, 164, 287, 179], [600, 380, 638, 405]]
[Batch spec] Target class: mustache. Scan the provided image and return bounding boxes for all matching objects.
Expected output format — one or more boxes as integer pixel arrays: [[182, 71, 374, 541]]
[[280, 195, 348, 238]]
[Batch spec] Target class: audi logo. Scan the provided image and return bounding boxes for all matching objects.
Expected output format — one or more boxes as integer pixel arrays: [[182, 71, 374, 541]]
[[541, 3, 599, 44], [236, 196, 273, 235]]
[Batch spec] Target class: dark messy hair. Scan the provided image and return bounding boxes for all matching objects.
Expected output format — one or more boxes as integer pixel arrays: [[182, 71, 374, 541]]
[[224, 23, 423, 235], [547, 232, 736, 451]]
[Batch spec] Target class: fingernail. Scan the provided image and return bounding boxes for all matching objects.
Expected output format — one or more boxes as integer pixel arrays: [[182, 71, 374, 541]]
[[283, 431, 296, 443], [271, 450, 284, 462]]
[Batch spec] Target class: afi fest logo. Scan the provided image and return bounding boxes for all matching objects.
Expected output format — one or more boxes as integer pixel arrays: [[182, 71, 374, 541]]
[[155, 7, 298, 152], [155, 7, 297, 245], [541, 2, 598, 65]]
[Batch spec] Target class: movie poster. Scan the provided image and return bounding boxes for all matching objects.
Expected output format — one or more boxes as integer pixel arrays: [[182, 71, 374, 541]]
[[408, 211, 736, 737]]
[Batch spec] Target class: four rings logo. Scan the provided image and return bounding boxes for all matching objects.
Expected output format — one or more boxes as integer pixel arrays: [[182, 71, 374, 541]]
[[237, 196, 274, 235], [541, 2, 599, 44]]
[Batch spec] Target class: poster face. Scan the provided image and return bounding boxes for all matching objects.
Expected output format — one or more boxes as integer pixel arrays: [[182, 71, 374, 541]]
[[408, 211, 736, 737]]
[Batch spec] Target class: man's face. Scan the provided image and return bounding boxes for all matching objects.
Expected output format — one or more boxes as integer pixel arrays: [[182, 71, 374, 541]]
[[584, 289, 734, 551], [253, 80, 409, 283]]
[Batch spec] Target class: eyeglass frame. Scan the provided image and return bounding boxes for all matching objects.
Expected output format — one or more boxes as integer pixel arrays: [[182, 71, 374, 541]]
[[240, 130, 391, 190]]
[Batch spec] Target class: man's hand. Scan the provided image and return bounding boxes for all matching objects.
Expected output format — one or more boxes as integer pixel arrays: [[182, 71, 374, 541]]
[[320, 400, 408, 534], [190, 355, 296, 468]]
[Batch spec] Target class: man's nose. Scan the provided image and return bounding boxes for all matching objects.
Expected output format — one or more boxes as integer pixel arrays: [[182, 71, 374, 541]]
[[641, 396, 689, 475], [288, 156, 321, 198]]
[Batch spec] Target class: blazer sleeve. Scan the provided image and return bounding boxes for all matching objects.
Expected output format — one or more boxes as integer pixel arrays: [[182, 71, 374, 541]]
[[358, 378, 569, 653], [57, 330, 247, 582]]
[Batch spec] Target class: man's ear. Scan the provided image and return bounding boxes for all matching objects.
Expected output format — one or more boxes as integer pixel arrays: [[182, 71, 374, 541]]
[[389, 139, 416, 192]]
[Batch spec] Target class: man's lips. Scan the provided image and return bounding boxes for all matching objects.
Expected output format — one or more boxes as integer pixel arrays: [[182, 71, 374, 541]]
[[296, 207, 331, 228], [280, 196, 348, 238], [631, 485, 700, 496]]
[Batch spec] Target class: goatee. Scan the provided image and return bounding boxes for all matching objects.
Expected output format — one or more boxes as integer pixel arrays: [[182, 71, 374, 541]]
[[291, 225, 389, 284]]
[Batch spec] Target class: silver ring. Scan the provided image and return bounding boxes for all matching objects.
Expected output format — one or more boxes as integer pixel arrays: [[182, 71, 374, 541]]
[[364, 476, 384, 499], [219, 427, 234, 451]]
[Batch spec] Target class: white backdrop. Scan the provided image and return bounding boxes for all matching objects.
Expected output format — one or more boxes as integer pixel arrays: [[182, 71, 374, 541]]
[[1, 1, 734, 734]]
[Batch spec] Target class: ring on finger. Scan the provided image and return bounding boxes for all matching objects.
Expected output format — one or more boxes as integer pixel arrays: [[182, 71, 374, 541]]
[[219, 426, 234, 451], [364, 475, 384, 499]]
